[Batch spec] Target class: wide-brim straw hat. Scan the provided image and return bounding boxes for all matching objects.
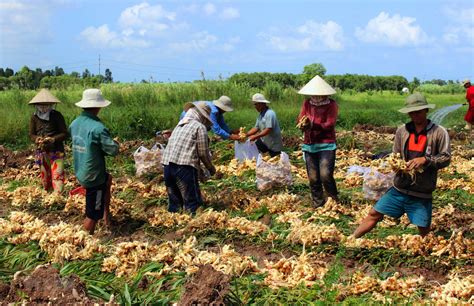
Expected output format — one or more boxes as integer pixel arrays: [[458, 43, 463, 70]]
[[298, 75, 336, 96], [398, 93, 435, 113], [462, 79, 471, 86], [28, 89, 61, 104], [213, 95, 233, 112], [75, 89, 111, 108], [251, 93, 270, 104], [184, 101, 212, 123]]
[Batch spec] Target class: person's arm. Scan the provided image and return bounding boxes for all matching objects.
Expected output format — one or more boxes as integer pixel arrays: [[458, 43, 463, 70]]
[[319, 102, 338, 131], [424, 129, 451, 170], [196, 125, 215, 174], [52, 112, 68, 143], [392, 127, 403, 154], [210, 111, 231, 139], [99, 127, 119, 157], [29, 115, 39, 143], [246, 127, 259, 137], [248, 128, 272, 141]]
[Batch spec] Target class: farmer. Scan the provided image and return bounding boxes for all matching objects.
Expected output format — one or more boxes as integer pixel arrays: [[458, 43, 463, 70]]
[[462, 79, 474, 130], [245, 93, 283, 157], [353, 93, 451, 238], [29, 89, 68, 193], [162, 101, 216, 214], [69, 89, 119, 235], [297, 76, 339, 207], [180, 95, 241, 140]]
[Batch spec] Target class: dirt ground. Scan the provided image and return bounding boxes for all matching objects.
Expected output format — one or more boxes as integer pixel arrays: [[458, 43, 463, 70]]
[[3, 265, 90, 304], [0, 145, 35, 170], [178, 264, 231, 306]]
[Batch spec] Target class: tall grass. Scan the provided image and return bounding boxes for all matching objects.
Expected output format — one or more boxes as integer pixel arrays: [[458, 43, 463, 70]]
[[0, 82, 467, 148]]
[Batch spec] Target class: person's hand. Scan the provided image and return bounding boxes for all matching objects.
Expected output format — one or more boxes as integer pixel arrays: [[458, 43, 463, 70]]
[[208, 165, 216, 176], [229, 134, 241, 141], [407, 157, 427, 170], [248, 135, 259, 142], [35, 137, 44, 145], [43, 136, 54, 144]]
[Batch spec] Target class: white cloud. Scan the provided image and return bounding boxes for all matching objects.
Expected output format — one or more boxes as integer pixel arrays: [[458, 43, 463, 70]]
[[118, 2, 176, 35], [442, 7, 474, 45], [168, 31, 218, 52], [355, 12, 430, 46], [220, 7, 239, 20], [80, 25, 150, 49], [204, 3, 216, 15], [259, 20, 344, 52], [0, 0, 57, 49]]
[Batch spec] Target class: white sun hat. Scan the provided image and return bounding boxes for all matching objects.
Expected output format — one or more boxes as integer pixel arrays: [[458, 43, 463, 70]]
[[298, 75, 336, 96], [213, 95, 234, 112], [251, 93, 270, 104], [28, 89, 61, 104], [183, 101, 212, 123], [75, 89, 111, 108]]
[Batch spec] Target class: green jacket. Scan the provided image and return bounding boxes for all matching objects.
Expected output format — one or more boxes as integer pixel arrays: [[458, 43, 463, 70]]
[[69, 111, 119, 188]]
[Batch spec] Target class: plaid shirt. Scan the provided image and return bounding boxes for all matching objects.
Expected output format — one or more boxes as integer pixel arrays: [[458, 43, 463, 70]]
[[162, 120, 213, 171]]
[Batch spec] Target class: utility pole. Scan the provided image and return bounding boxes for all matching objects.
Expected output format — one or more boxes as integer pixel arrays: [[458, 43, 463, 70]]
[[98, 54, 101, 76]]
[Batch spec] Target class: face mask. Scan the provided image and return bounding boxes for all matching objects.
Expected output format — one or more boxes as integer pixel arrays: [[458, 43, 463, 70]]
[[35, 104, 53, 121], [36, 105, 53, 113]]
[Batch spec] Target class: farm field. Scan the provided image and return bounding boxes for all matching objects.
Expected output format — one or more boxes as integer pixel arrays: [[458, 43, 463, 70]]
[[0, 85, 473, 304]]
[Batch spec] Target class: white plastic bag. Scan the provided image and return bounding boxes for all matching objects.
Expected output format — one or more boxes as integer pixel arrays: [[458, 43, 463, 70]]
[[133, 143, 165, 177], [234, 140, 259, 162], [362, 170, 394, 200], [256, 152, 293, 191]]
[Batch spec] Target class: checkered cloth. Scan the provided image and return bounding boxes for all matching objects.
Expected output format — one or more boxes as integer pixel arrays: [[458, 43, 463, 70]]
[[162, 120, 213, 171]]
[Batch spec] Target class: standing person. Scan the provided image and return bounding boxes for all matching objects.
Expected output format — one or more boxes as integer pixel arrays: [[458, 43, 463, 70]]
[[69, 89, 119, 235], [29, 89, 68, 193], [462, 79, 474, 130], [246, 93, 283, 157], [162, 101, 216, 214], [353, 93, 451, 238], [180, 95, 241, 140], [297, 76, 339, 207]]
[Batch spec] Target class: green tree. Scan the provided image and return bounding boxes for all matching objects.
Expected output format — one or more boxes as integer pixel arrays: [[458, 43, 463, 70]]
[[14, 66, 34, 89], [104, 68, 113, 83], [82, 69, 91, 79], [54, 66, 65, 76], [0, 68, 4, 77], [4, 68, 14, 78], [302, 63, 327, 76]]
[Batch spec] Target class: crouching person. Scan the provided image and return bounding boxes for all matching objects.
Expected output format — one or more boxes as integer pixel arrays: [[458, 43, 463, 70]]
[[70, 89, 119, 234], [162, 102, 216, 214], [353, 93, 451, 238]]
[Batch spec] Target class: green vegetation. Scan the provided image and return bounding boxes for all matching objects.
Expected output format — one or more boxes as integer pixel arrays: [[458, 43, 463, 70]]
[[0, 82, 467, 148]]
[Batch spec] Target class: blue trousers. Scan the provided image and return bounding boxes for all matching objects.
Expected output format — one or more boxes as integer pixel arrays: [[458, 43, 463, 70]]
[[163, 163, 202, 214], [304, 150, 338, 206]]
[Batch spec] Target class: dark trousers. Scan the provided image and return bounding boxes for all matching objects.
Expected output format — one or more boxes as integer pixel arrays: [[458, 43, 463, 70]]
[[164, 163, 202, 213], [304, 150, 338, 206], [255, 139, 280, 157]]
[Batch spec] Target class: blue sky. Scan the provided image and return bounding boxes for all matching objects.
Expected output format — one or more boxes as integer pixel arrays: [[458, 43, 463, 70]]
[[1, 0, 473, 82]]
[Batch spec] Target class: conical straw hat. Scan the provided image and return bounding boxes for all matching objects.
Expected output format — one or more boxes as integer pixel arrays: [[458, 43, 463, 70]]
[[298, 75, 336, 96], [28, 89, 61, 104]]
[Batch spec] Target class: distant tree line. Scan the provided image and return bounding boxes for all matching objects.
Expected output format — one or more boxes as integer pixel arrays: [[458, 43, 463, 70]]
[[0, 62, 464, 93], [228, 63, 464, 93], [0, 66, 113, 90]]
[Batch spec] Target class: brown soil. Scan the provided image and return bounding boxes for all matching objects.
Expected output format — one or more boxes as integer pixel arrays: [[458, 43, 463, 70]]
[[178, 264, 231, 306], [352, 124, 398, 134], [4, 265, 90, 304], [0, 282, 9, 300], [230, 240, 296, 267], [0, 145, 35, 170], [283, 135, 303, 149]]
